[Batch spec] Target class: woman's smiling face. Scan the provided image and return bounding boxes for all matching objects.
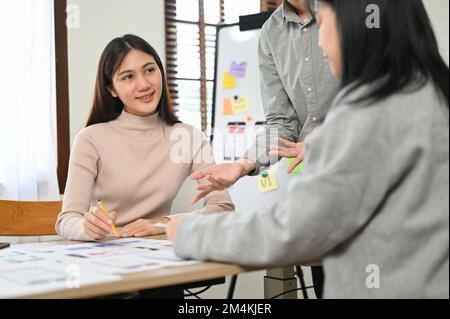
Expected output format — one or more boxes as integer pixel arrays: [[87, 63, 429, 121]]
[[110, 49, 163, 117]]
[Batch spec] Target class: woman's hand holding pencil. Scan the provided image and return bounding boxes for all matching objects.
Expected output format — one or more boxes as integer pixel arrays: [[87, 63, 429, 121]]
[[83, 201, 119, 241], [98, 201, 120, 237]]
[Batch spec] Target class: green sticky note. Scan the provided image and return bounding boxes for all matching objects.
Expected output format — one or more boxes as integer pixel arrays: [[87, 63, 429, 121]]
[[288, 158, 304, 174]]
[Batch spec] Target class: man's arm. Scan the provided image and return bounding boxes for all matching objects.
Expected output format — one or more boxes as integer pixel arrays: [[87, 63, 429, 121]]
[[244, 29, 302, 175]]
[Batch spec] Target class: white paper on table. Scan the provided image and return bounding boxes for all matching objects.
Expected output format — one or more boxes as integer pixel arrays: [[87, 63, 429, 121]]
[[3, 238, 198, 277], [111, 238, 173, 248], [0, 249, 46, 266], [139, 249, 200, 266], [0, 259, 121, 299]]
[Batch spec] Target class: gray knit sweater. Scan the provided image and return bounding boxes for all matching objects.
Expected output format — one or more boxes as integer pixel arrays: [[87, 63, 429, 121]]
[[174, 81, 449, 298]]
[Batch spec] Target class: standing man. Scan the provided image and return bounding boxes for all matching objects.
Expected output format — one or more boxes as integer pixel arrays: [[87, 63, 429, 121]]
[[191, 0, 340, 298]]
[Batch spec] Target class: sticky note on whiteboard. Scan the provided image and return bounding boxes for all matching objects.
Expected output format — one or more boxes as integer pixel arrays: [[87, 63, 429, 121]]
[[223, 98, 234, 116], [229, 61, 248, 78], [288, 158, 304, 174], [232, 96, 250, 114], [257, 172, 278, 193], [223, 72, 237, 89]]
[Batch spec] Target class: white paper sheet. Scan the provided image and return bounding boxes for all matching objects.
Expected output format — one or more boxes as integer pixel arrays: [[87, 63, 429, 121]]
[[0, 257, 121, 299], [0, 238, 199, 297]]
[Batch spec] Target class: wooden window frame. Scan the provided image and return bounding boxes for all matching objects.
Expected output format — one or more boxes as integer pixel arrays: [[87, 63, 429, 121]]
[[165, 0, 224, 133], [54, 0, 70, 195], [165, 0, 280, 135]]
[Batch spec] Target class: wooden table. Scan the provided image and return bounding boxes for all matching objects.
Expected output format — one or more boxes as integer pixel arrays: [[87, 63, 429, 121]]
[[6, 235, 256, 299]]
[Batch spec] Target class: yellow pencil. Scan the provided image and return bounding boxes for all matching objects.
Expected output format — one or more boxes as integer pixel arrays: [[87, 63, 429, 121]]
[[98, 200, 119, 237]]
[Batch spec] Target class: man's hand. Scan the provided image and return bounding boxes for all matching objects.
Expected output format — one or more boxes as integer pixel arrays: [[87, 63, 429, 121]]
[[270, 137, 305, 173], [190, 160, 256, 204]]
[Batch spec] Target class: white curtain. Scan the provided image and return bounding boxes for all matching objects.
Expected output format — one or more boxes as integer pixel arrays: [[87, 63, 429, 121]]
[[0, 0, 59, 201]]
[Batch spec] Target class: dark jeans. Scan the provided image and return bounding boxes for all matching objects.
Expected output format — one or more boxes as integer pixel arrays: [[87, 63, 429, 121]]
[[311, 265, 324, 299]]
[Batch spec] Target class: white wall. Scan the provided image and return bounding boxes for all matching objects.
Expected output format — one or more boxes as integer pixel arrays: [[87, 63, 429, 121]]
[[67, 0, 165, 145], [423, 0, 449, 64]]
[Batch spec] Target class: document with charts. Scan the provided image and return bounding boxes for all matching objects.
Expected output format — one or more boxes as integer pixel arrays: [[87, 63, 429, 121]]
[[0, 238, 199, 298]]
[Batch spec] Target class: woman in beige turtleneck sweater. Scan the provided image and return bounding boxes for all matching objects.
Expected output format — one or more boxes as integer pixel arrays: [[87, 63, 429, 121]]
[[56, 35, 234, 241]]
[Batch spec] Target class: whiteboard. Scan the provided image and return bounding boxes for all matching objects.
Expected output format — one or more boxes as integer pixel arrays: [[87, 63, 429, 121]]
[[212, 24, 301, 213]]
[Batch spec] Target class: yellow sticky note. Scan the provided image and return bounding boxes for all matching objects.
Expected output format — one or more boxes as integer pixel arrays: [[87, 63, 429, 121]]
[[232, 96, 250, 114], [288, 158, 304, 174], [223, 72, 237, 89], [223, 98, 234, 116], [257, 172, 278, 193]]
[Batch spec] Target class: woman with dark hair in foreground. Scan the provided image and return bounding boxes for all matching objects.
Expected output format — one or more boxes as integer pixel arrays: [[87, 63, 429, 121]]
[[168, 0, 449, 298]]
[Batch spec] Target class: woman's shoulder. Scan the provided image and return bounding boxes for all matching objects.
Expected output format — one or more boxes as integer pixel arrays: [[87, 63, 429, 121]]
[[327, 84, 378, 120], [326, 80, 447, 141], [166, 123, 209, 153], [169, 122, 206, 138], [333, 80, 443, 111], [73, 122, 112, 145]]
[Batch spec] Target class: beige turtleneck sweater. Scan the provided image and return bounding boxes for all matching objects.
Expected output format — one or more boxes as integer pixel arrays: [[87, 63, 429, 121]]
[[56, 111, 234, 241]]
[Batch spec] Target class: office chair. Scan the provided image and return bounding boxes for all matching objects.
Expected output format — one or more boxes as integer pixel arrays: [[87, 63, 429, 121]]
[[295, 265, 309, 299], [0, 200, 62, 236], [227, 275, 238, 299]]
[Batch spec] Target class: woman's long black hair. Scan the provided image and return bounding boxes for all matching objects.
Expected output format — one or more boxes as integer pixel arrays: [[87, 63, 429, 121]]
[[311, 0, 449, 106], [86, 34, 180, 127]]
